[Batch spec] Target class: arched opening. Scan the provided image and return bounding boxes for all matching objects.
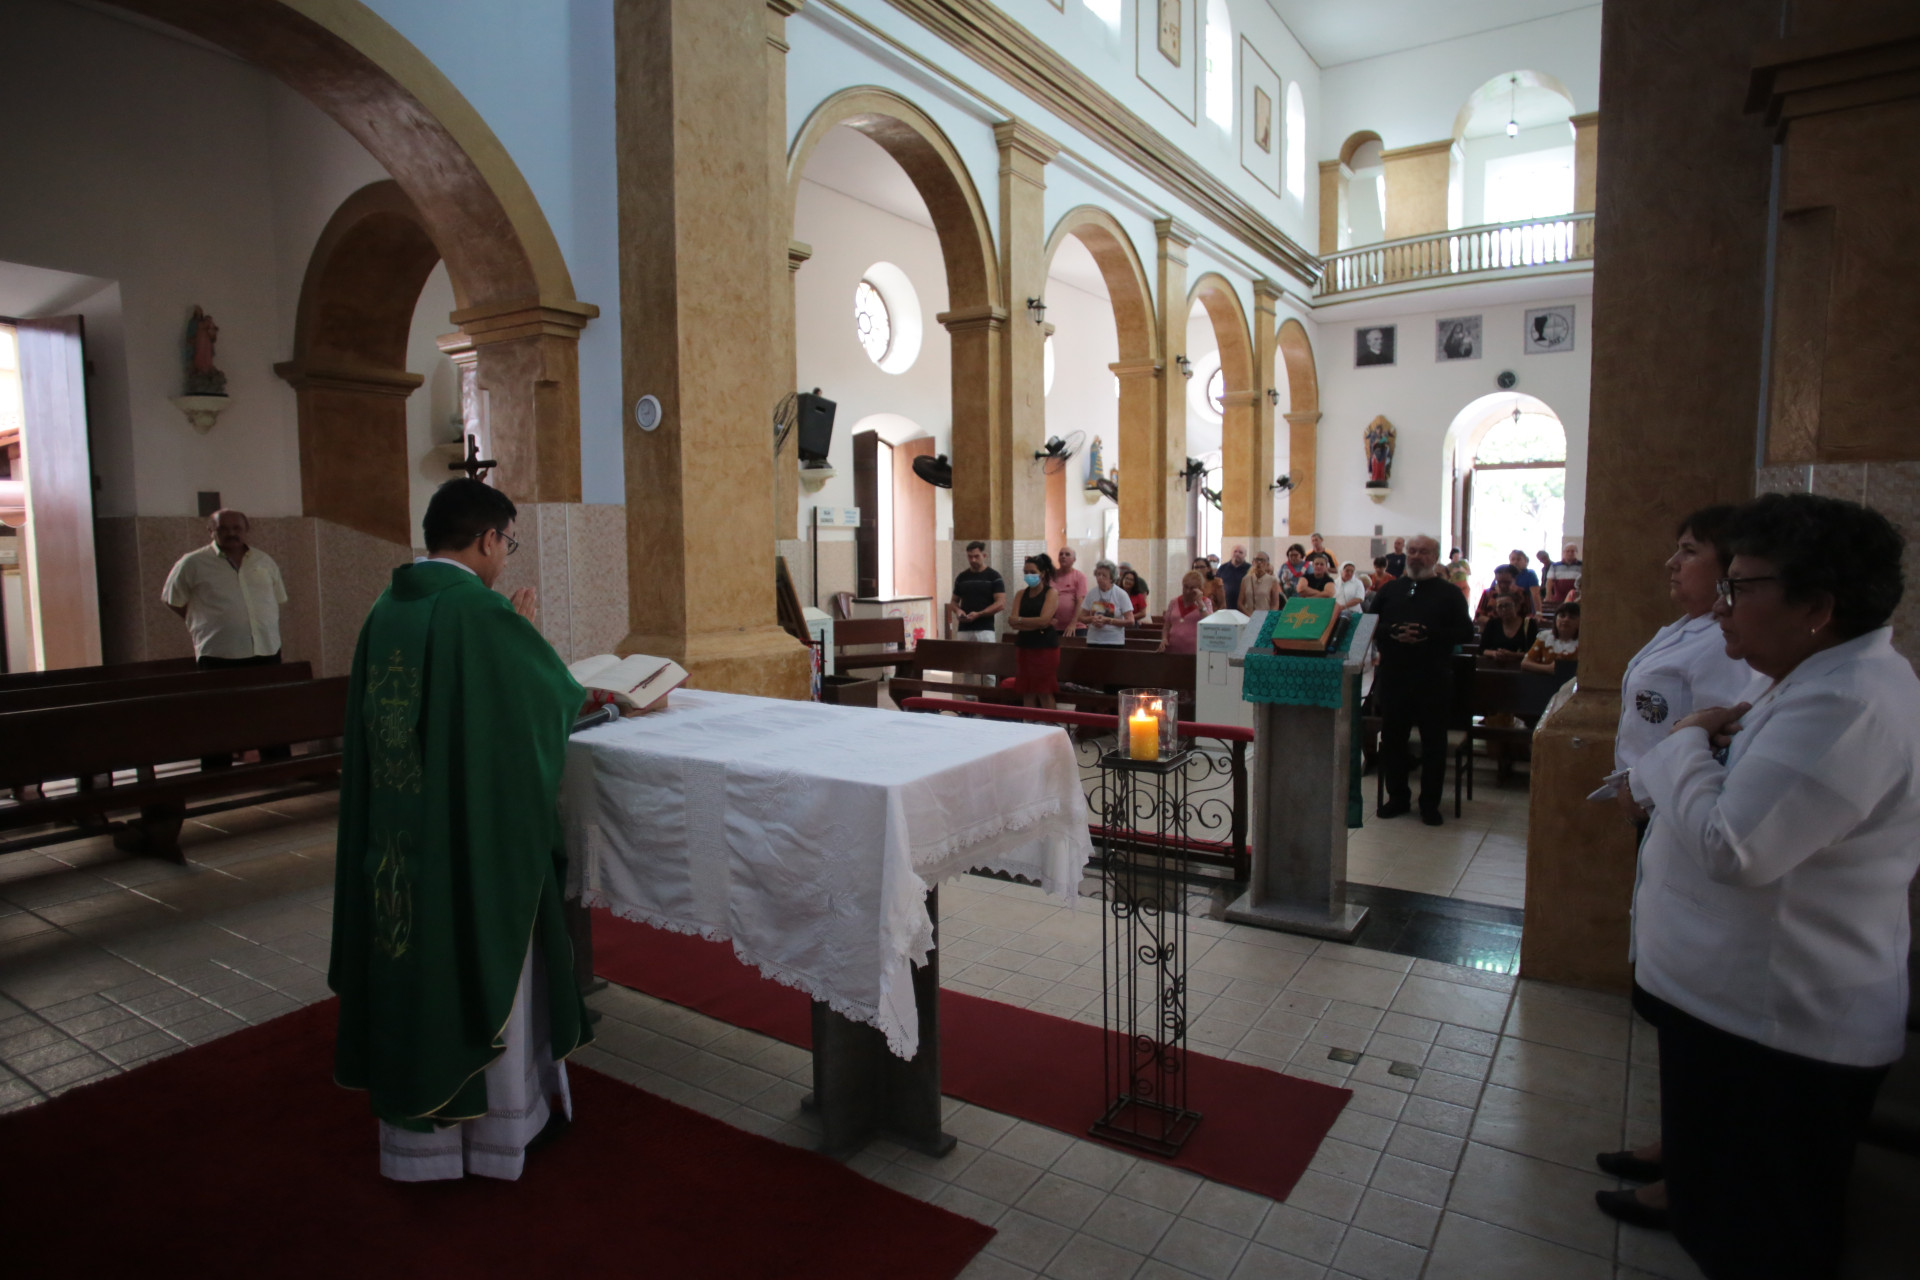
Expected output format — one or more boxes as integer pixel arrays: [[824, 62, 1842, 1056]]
[[1204, 0, 1233, 131], [1343, 135, 1388, 249], [1284, 82, 1307, 202], [101, 0, 596, 506], [1274, 317, 1320, 537], [788, 89, 1001, 573], [1186, 275, 1254, 570], [275, 181, 446, 546], [1441, 392, 1567, 598], [1449, 71, 1577, 230], [1041, 207, 1157, 588]]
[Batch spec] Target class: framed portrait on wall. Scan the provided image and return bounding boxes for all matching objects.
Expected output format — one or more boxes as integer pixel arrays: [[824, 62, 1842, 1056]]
[[1239, 40, 1283, 196], [1136, 0, 1196, 122], [1524, 306, 1576, 354], [1355, 325, 1396, 367], [1436, 316, 1482, 361]]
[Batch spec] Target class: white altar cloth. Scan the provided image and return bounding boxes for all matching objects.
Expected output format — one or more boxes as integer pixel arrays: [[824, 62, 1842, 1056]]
[[560, 689, 1093, 1058]]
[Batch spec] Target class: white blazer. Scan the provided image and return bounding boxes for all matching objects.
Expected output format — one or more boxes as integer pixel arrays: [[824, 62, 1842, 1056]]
[[1630, 628, 1920, 1066], [1615, 612, 1756, 771]]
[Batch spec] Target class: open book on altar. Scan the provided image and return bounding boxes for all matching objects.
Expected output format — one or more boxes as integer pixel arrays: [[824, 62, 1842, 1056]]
[[568, 653, 689, 715]]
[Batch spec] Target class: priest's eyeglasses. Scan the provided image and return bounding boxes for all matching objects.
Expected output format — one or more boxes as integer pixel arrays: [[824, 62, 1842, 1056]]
[[501, 532, 520, 557], [1716, 575, 1778, 604]]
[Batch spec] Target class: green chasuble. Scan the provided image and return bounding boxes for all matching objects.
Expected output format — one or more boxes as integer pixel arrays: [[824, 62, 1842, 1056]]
[[329, 561, 591, 1128]]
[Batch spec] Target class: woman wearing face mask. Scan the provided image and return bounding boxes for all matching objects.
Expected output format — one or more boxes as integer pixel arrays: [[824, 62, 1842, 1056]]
[[1622, 493, 1919, 1280], [1006, 553, 1061, 709], [1594, 506, 1753, 1231]]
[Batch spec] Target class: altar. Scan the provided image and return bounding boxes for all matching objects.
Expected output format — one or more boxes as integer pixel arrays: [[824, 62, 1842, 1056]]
[[560, 689, 1093, 1155]]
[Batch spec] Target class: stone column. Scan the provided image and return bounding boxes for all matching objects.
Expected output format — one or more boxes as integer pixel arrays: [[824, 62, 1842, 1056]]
[[1131, 218, 1193, 584], [615, 0, 810, 697], [1219, 390, 1263, 550], [940, 304, 1009, 542], [1316, 160, 1346, 255], [1231, 279, 1282, 548], [1571, 112, 1600, 213], [768, 1, 805, 543], [1381, 140, 1452, 240], [1523, 0, 1779, 989], [995, 120, 1060, 559], [1283, 411, 1320, 538], [452, 299, 597, 505], [1111, 354, 1161, 552], [276, 364, 420, 547]]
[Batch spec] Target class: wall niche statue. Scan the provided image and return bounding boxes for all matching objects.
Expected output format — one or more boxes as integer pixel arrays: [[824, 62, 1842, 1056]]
[[1364, 416, 1395, 502]]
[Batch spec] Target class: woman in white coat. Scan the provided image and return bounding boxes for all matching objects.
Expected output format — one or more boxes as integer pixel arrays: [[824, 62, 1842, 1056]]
[[1594, 505, 1755, 1228], [1626, 492, 1918, 1279]]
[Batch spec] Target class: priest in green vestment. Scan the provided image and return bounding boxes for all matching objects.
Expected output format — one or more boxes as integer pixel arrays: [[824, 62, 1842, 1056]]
[[329, 478, 592, 1181]]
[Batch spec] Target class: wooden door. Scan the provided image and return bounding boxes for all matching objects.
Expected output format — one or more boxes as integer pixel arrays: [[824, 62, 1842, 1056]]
[[15, 317, 101, 671], [852, 429, 878, 598], [1044, 454, 1065, 561], [892, 437, 936, 601]]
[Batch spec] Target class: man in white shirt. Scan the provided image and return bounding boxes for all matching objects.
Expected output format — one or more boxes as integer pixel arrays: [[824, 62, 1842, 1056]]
[[162, 509, 290, 767]]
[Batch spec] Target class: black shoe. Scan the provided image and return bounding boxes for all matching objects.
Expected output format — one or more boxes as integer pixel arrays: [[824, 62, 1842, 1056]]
[[1594, 1188, 1670, 1231], [1420, 809, 1444, 826], [1597, 1150, 1664, 1182], [1377, 800, 1410, 819]]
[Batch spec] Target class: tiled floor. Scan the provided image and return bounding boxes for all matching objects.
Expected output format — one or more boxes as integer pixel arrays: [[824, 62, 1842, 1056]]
[[0, 789, 1719, 1280], [1345, 759, 1531, 911]]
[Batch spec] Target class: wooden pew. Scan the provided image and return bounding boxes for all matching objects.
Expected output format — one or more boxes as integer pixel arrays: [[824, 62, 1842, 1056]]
[[0, 656, 198, 691], [892, 638, 1196, 716], [833, 616, 910, 673], [1452, 667, 1568, 813], [0, 677, 350, 861], [0, 661, 313, 714]]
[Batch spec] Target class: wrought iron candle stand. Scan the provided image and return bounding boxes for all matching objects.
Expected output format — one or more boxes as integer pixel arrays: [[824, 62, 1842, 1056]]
[[1091, 745, 1202, 1157]]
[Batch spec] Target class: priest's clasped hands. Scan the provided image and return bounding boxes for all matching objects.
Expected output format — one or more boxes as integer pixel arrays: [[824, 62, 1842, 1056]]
[[511, 587, 538, 624]]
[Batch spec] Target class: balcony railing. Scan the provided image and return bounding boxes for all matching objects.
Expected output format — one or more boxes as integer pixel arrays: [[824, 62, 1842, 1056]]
[[1317, 212, 1595, 298]]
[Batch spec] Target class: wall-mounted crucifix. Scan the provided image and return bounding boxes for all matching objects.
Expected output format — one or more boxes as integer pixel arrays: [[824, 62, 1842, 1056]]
[[448, 434, 497, 482]]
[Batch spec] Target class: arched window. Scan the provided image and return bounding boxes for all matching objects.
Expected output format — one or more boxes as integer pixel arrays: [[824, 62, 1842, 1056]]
[[1284, 82, 1306, 200], [1205, 0, 1232, 130], [853, 262, 923, 374], [854, 280, 891, 364]]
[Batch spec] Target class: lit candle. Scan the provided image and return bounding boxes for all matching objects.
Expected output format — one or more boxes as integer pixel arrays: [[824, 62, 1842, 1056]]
[[1129, 707, 1159, 761]]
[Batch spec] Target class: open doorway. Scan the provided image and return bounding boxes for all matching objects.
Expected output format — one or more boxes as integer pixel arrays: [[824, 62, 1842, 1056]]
[[851, 417, 936, 602], [0, 315, 101, 672], [1441, 393, 1566, 599]]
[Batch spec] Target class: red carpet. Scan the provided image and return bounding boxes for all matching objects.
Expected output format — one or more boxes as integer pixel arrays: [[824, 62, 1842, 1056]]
[[0, 1000, 992, 1279], [594, 912, 1351, 1203]]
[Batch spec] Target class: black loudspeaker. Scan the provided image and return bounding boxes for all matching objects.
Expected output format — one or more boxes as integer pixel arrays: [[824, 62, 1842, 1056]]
[[795, 389, 837, 463]]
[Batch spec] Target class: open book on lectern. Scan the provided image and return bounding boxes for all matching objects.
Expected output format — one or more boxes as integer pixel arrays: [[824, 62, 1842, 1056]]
[[567, 653, 689, 715]]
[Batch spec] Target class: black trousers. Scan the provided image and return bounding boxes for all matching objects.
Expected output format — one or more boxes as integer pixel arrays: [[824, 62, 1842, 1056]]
[[1636, 984, 1888, 1280], [196, 651, 291, 768], [1375, 667, 1451, 813]]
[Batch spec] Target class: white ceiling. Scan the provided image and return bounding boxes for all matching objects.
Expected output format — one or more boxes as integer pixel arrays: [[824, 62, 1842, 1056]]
[[1458, 76, 1576, 138], [1263, 0, 1599, 68], [797, 125, 934, 231]]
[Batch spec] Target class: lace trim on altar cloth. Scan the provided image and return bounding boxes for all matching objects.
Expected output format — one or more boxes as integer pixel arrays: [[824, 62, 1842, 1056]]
[[580, 889, 925, 1058]]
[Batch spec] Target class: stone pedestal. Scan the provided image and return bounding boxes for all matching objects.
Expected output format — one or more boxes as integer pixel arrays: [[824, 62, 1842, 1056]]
[[1226, 615, 1374, 941]]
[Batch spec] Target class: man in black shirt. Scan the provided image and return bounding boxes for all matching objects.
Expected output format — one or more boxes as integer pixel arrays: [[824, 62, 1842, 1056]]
[[950, 541, 1005, 684], [1366, 534, 1475, 824], [1383, 537, 1407, 578]]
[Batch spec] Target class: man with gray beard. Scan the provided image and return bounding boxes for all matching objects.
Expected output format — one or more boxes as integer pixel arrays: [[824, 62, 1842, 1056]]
[[1366, 534, 1474, 825]]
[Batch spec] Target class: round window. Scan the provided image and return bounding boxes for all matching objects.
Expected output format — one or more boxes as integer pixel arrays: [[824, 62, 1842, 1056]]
[[854, 279, 892, 364], [1206, 368, 1225, 415]]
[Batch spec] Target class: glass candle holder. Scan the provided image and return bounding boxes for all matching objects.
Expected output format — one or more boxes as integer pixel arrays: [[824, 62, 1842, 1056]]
[[1119, 688, 1179, 761]]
